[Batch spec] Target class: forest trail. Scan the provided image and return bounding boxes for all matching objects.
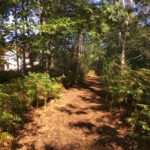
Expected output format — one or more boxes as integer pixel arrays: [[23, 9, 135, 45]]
[[13, 76, 129, 150]]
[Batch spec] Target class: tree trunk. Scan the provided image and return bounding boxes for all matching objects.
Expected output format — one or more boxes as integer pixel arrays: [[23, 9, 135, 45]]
[[78, 32, 84, 60], [17, 55, 20, 70], [74, 32, 84, 62], [14, 5, 20, 71], [117, 0, 125, 8], [21, 0, 26, 72], [121, 38, 126, 71], [23, 49, 26, 71], [119, 31, 126, 71], [29, 48, 34, 68], [38, 0, 46, 69]]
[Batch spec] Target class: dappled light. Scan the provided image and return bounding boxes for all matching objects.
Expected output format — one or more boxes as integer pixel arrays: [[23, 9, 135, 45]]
[[7, 77, 144, 150], [0, 0, 149, 150]]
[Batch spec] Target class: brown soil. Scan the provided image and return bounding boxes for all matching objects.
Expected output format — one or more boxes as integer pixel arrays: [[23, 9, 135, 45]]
[[11, 76, 136, 150]]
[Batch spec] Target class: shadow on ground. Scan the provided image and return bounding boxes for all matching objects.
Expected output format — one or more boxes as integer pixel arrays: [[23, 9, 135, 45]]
[[10, 76, 149, 150]]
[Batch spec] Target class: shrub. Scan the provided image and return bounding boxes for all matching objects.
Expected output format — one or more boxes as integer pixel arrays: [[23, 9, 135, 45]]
[[0, 72, 62, 145], [24, 72, 62, 107], [0, 87, 23, 146], [103, 68, 150, 108], [126, 104, 150, 140], [103, 66, 150, 140]]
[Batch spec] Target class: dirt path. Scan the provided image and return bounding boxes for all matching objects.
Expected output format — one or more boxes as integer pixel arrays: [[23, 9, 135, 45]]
[[12, 76, 130, 150]]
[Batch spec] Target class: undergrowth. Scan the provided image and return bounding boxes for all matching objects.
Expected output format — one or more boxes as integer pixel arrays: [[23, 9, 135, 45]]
[[102, 61, 150, 141], [0, 72, 62, 146]]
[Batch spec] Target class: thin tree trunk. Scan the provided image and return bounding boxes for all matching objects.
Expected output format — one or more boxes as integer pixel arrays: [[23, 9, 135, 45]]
[[38, 0, 46, 69], [46, 38, 52, 71], [14, 5, 20, 71], [121, 38, 126, 70], [22, 0, 26, 72], [119, 31, 126, 71], [25, 0, 34, 69], [79, 32, 84, 60], [29, 46, 34, 68], [118, 0, 125, 8], [17, 56, 19, 70], [117, 0, 132, 72], [41, 14, 46, 69], [23, 49, 26, 71], [74, 32, 84, 62]]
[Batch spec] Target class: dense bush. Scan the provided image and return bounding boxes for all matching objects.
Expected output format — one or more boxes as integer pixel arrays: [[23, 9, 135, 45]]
[[0, 84, 24, 145], [102, 63, 150, 139], [103, 67, 150, 107], [126, 104, 150, 140], [0, 72, 62, 145], [24, 72, 62, 107]]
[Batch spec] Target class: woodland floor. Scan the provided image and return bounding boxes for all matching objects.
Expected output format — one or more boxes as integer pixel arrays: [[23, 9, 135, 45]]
[[9, 76, 146, 150]]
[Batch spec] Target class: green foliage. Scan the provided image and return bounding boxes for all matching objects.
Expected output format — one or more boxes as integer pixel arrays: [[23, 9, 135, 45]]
[[24, 72, 62, 107], [0, 86, 22, 145], [103, 65, 150, 140], [126, 104, 150, 139], [44, 18, 77, 35], [0, 72, 62, 145], [103, 67, 150, 107]]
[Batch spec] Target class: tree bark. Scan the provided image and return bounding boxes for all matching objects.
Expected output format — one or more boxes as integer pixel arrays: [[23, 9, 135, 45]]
[[38, 1, 46, 69], [119, 31, 126, 71], [14, 4, 20, 71], [22, 0, 26, 72], [121, 38, 126, 71]]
